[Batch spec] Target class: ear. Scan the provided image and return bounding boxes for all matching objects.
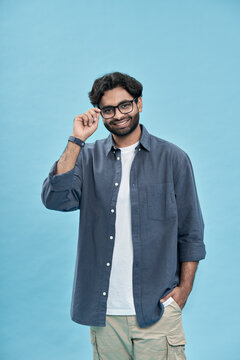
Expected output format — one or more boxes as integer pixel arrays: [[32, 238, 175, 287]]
[[137, 97, 143, 112]]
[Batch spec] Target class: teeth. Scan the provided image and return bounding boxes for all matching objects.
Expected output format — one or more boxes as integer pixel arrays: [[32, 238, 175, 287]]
[[115, 120, 128, 125]]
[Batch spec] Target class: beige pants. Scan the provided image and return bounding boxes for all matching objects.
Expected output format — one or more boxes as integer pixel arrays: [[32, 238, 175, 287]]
[[90, 299, 186, 359]]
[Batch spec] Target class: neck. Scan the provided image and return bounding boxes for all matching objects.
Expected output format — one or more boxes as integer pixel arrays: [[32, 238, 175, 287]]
[[112, 124, 141, 148]]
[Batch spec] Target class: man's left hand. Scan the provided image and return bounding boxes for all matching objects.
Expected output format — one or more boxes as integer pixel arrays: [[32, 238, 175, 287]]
[[160, 286, 191, 310]]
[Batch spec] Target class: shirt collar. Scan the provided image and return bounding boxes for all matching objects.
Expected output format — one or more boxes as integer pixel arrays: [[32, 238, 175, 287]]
[[104, 123, 151, 156]]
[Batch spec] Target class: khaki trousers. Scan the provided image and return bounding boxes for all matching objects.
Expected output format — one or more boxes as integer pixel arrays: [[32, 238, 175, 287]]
[[90, 299, 187, 360]]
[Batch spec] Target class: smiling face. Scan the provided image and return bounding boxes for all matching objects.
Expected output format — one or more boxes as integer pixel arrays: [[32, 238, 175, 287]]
[[99, 87, 143, 137]]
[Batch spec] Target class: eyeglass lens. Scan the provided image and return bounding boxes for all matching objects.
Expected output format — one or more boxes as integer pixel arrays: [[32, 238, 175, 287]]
[[101, 101, 133, 118]]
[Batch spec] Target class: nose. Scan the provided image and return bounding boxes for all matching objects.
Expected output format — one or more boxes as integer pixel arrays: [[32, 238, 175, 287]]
[[114, 107, 130, 122], [114, 107, 123, 118]]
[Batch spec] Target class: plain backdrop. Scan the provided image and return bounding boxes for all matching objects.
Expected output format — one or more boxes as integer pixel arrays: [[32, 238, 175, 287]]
[[1, 0, 240, 359]]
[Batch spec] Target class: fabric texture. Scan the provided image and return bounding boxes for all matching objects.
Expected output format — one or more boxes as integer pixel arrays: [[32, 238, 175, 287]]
[[41, 123, 206, 328], [90, 298, 186, 360]]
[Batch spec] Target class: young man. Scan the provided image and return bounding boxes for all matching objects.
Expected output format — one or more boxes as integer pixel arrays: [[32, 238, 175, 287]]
[[41, 71, 206, 360]]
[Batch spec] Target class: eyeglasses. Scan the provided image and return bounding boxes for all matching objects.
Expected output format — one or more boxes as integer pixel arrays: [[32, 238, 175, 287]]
[[98, 97, 138, 119]]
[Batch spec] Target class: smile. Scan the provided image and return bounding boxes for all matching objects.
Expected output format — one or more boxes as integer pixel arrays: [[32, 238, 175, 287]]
[[113, 119, 130, 128]]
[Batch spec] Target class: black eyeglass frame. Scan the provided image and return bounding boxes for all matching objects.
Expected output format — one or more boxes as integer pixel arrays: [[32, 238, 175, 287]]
[[97, 97, 138, 119]]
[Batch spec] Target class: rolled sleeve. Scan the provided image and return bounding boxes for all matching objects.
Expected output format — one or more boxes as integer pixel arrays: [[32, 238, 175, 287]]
[[41, 154, 83, 212], [174, 153, 206, 262], [48, 160, 76, 191]]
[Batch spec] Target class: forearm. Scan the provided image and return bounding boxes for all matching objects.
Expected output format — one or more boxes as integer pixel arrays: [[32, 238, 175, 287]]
[[179, 261, 199, 294], [55, 141, 83, 175]]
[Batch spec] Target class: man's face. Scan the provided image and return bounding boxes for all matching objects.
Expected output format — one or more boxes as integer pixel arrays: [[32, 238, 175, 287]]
[[99, 87, 142, 137]]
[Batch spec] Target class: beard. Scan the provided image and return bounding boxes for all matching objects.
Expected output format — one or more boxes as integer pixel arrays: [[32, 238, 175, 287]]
[[103, 111, 140, 137]]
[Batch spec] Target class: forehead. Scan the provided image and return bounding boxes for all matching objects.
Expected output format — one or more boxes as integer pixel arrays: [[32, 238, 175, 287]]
[[99, 87, 132, 107]]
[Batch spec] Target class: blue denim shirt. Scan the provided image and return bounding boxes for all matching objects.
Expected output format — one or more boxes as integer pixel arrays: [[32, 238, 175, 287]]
[[41, 123, 206, 328]]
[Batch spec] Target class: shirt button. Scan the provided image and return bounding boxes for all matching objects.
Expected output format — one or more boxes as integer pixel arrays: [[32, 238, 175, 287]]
[[106, 262, 111, 266], [103, 292, 107, 296], [138, 148, 141, 151], [115, 182, 119, 186], [110, 235, 113, 239], [117, 156, 120, 160], [111, 209, 115, 213]]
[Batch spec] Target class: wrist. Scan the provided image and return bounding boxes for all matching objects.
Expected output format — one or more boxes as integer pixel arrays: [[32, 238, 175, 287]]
[[179, 283, 192, 295], [68, 135, 86, 148], [71, 133, 88, 142]]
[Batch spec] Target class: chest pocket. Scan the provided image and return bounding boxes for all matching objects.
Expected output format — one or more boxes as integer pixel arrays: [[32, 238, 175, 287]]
[[147, 182, 177, 221]]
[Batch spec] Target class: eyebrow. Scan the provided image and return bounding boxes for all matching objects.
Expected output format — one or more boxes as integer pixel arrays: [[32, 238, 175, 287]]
[[100, 99, 132, 110]]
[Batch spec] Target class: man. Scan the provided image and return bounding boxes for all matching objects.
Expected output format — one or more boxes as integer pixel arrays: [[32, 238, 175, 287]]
[[41, 71, 206, 359]]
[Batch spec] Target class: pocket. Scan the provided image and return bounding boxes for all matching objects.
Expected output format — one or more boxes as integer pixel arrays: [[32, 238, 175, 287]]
[[166, 335, 186, 360], [172, 298, 182, 313], [166, 305, 186, 359], [147, 182, 177, 221], [154, 335, 186, 359]]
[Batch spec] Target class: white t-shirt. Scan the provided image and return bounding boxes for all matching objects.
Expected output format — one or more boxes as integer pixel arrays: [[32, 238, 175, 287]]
[[106, 140, 173, 315]]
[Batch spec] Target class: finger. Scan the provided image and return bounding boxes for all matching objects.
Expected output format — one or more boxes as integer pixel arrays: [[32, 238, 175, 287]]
[[92, 107, 101, 114], [85, 112, 94, 126], [81, 114, 89, 126], [88, 112, 99, 127], [73, 115, 83, 122], [92, 110, 101, 121], [93, 109, 101, 121], [88, 109, 99, 123], [160, 292, 174, 303], [160, 296, 168, 303], [87, 112, 95, 127]]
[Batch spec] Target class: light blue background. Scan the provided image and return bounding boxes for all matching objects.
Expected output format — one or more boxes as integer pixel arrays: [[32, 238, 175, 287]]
[[1, 0, 240, 359]]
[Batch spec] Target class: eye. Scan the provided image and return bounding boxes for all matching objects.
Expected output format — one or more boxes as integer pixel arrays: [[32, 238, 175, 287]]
[[103, 108, 113, 114], [120, 102, 131, 109]]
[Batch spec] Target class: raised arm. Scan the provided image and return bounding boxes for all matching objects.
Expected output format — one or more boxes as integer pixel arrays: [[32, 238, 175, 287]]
[[41, 107, 101, 211]]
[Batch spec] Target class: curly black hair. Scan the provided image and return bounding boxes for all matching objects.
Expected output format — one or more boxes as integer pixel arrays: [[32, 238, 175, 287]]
[[88, 71, 143, 107]]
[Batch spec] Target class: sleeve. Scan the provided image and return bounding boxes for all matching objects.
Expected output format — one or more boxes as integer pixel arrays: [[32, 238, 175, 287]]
[[174, 152, 206, 262], [41, 151, 83, 212]]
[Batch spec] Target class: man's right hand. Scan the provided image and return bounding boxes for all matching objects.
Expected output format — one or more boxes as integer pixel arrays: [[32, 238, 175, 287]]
[[72, 107, 101, 141]]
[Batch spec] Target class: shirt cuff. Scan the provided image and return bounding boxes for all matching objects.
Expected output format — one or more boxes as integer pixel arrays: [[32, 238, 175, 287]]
[[48, 160, 76, 191], [178, 241, 206, 262]]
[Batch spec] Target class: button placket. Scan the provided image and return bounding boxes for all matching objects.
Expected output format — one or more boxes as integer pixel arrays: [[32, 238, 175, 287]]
[[129, 145, 142, 316], [101, 148, 122, 306]]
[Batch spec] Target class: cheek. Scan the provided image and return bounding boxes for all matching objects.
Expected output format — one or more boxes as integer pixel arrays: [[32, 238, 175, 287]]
[[132, 112, 139, 120]]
